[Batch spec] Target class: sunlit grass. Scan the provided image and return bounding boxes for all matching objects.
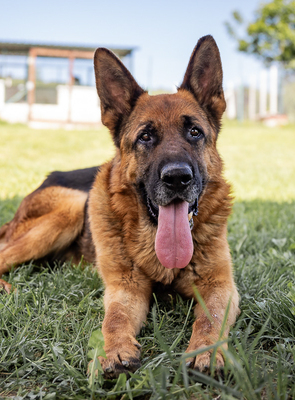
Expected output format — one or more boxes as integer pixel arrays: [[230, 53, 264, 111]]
[[1, 119, 295, 203], [0, 121, 114, 200], [219, 120, 295, 202]]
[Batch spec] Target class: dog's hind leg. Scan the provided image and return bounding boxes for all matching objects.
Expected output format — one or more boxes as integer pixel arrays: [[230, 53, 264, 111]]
[[0, 223, 9, 251], [0, 186, 88, 293]]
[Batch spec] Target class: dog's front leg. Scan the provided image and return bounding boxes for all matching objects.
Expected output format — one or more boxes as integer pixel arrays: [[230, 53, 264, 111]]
[[98, 272, 152, 378], [185, 279, 239, 373]]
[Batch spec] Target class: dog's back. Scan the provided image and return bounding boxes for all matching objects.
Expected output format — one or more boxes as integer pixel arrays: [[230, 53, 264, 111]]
[[38, 166, 99, 193]]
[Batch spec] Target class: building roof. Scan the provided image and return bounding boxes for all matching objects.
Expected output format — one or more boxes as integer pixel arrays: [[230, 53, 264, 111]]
[[0, 41, 135, 58]]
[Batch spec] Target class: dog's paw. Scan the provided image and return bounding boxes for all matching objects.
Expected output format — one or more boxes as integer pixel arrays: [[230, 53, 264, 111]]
[[89, 339, 142, 379], [185, 348, 224, 375], [0, 279, 12, 294], [99, 353, 141, 379]]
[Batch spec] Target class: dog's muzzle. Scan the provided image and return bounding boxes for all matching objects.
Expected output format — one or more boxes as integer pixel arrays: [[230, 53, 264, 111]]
[[160, 162, 193, 192], [143, 161, 204, 269]]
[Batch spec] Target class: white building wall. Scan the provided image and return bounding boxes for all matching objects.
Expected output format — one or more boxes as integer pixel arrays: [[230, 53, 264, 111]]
[[0, 80, 4, 108], [224, 81, 236, 119], [70, 86, 100, 123], [0, 80, 101, 127]]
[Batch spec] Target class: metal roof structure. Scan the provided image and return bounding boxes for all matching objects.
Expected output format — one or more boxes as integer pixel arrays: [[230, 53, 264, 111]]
[[0, 41, 135, 58]]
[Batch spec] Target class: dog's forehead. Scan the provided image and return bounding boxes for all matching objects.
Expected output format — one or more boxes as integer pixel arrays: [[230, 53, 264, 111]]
[[132, 91, 206, 128]]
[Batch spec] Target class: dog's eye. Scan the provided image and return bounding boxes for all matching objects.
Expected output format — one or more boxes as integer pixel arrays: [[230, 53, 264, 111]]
[[190, 127, 203, 139], [140, 132, 152, 142]]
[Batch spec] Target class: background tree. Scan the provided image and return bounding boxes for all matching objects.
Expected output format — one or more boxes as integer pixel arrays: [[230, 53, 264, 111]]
[[225, 0, 295, 70]]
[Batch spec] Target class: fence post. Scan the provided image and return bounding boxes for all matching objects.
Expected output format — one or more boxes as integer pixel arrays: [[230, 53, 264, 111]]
[[237, 85, 244, 122], [259, 69, 267, 118], [248, 75, 256, 120], [269, 64, 278, 115]]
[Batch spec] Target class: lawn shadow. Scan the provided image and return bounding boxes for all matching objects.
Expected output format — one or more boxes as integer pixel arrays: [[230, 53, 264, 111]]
[[229, 199, 295, 340], [229, 199, 295, 246]]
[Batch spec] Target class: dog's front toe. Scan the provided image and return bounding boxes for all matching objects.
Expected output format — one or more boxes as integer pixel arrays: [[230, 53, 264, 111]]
[[88, 338, 142, 380], [0, 279, 12, 294], [185, 348, 225, 376], [100, 354, 141, 379]]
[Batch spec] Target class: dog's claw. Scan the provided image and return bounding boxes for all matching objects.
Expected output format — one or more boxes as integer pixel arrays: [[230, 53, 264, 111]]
[[134, 343, 142, 349], [122, 360, 129, 367], [195, 365, 209, 374], [104, 367, 113, 373]]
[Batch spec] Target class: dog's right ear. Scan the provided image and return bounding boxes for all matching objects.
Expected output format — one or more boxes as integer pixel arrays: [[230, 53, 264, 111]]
[[94, 49, 145, 147]]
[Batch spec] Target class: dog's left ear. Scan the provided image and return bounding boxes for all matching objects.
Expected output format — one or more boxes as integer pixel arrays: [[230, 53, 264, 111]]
[[94, 48, 145, 147], [180, 35, 226, 127]]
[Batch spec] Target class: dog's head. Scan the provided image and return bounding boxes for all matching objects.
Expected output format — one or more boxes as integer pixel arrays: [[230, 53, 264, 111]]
[[94, 35, 226, 270]]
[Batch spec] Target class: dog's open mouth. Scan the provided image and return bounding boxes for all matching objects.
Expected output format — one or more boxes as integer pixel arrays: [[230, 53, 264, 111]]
[[146, 196, 199, 270], [140, 179, 205, 270], [146, 196, 198, 222]]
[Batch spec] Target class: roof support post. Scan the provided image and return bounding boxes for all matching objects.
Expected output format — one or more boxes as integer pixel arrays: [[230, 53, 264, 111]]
[[27, 48, 36, 121], [68, 55, 75, 123]]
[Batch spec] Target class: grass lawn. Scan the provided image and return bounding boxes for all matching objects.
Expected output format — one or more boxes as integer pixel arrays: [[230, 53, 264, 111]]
[[0, 119, 295, 399]]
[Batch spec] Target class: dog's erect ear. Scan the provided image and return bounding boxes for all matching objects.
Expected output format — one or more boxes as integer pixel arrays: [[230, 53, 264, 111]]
[[94, 48, 145, 147], [180, 35, 226, 127]]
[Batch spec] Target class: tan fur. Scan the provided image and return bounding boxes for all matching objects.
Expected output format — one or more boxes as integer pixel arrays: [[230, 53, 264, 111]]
[[0, 187, 88, 279], [88, 36, 240, 377], [88, 108, 239, 375]]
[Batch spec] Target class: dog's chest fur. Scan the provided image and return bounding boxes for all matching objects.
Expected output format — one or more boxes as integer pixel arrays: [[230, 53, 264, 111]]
[[89, 159, 232, 292]]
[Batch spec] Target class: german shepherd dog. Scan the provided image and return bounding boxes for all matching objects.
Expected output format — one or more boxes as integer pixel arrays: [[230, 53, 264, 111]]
[[0, 35, 239, 378]]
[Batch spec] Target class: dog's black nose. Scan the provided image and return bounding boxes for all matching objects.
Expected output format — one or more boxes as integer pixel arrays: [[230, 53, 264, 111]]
[[160, 162, 193, 190]]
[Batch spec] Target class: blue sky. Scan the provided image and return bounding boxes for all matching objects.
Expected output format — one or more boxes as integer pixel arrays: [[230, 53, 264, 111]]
[[1, 0, 264, 91]]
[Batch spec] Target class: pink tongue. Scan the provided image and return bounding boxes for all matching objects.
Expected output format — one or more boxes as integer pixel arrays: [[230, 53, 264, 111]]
[[155, 201, 193, 269]]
